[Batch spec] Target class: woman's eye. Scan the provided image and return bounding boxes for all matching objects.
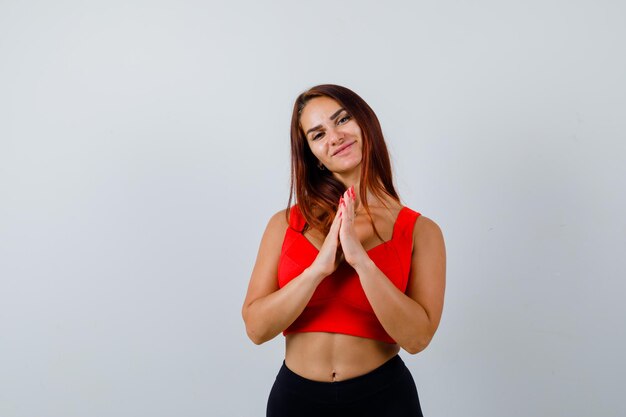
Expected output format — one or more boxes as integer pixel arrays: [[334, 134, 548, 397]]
[[338, 115, 351, 125], [312, 132, 324, 141]]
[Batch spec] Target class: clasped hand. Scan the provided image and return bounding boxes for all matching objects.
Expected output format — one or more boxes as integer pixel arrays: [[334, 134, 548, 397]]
[[309, 186, 370, 277]]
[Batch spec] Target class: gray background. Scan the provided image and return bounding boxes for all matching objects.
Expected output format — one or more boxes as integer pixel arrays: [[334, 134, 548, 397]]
[[1, 1, 625, 416]]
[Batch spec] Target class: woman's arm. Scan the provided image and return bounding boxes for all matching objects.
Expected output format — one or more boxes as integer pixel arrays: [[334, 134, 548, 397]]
[[339, 188, 446, 354], [355, 216, 446, 354], [242, 208, 343, 345]]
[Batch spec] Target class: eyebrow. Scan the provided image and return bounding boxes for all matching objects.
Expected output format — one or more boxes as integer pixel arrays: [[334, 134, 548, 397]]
[[305, 108, 346, 136]]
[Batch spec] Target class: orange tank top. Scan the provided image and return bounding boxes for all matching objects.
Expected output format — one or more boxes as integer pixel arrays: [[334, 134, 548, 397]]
[[277, 205, 421, 344]]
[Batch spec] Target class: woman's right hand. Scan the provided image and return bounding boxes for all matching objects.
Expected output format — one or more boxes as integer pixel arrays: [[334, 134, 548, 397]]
[[307, 199, 344, 278]]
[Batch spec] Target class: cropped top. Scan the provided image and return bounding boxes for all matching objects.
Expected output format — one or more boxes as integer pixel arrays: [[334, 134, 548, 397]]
[[277, 204, 421, 344]]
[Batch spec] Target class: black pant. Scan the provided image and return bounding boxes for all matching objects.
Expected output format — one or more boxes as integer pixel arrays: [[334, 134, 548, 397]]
[[267, 355, 423, 417]]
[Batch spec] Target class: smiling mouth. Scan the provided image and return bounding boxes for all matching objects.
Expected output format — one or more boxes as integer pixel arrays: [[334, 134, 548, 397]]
[[332, 141, 355, 156]]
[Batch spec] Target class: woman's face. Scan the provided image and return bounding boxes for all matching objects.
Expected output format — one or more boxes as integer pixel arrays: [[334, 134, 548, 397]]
[[299, 96, 363, 176]]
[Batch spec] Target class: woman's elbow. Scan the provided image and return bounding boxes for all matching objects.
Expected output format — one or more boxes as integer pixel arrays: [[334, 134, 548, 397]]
[[242, 313, 272, 345], [403, 334, 433, 355], [247, 333, 264, 346], [242, 306, 264, 345], [245, 325, 269, 345]]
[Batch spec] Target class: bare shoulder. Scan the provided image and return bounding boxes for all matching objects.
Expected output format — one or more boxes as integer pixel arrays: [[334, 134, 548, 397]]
[[414, 215, 443, 237], [265, 208, 290, 237], [413, 215, 445, 250], [269, 208, 290, 226], [261, 210, 289, 247]]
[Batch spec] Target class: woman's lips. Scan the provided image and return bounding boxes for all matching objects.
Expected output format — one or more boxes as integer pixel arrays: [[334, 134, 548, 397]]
[[333, 141, 355, 156]]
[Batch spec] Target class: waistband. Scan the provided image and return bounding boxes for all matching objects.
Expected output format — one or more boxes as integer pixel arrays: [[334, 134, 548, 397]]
[[276, 355, 409, 404]]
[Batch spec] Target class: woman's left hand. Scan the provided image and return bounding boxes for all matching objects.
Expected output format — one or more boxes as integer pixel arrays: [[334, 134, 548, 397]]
[[338, 186, 370, 268]]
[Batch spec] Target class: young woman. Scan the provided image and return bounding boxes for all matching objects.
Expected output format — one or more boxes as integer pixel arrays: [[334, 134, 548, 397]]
[[242, 84, 446, 416]]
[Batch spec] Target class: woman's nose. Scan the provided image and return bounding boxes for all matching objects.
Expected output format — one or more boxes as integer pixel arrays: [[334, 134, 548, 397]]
[[328, 128, 344, 145]]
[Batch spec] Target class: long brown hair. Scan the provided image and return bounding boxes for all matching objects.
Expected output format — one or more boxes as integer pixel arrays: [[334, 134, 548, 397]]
[[287, 84, 400, 236]]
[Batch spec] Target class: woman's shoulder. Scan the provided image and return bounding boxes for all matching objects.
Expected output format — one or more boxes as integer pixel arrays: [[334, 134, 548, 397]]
[[256, 208, 291, 253], [411, 212, 444, 245], [266, 205, 308, 233], [395, 203, 443, 241], [266, 208, 290, 231]]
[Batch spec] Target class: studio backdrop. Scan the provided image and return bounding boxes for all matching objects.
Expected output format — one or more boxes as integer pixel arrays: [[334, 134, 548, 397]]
[[1, 1, 625, 416]]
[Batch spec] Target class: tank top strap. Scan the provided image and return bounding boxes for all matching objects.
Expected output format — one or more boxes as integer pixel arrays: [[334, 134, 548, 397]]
[[393, 207, 421, 248], [288, 205, 307, 232]]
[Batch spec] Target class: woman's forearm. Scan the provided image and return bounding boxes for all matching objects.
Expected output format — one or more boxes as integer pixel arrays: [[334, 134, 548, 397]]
[[355, 259, 434, 354], [243, 268, 325, 345]]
